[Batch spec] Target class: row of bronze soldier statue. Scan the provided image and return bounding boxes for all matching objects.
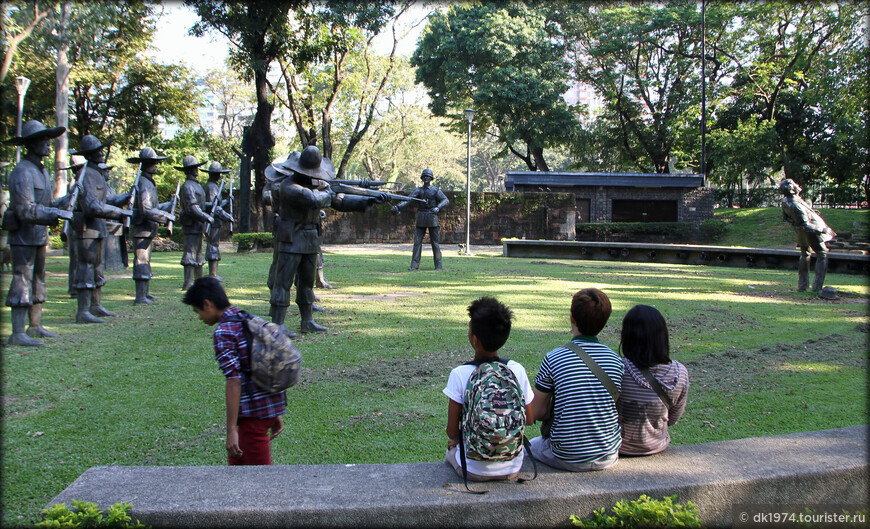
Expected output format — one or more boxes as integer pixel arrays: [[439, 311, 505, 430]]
[[3, 121, 447, 346]]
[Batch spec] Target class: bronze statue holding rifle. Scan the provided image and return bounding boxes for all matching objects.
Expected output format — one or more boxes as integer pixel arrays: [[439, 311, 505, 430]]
[[127, 147, 175, 304], [2, 120, 74, 346], [68, 134, 133, 324], [177, 155, 214, 290], [202, 161, 234, 282], [265, 145, 391, 334], [391, 168, 449, 271], [59, 154, 85, 299]]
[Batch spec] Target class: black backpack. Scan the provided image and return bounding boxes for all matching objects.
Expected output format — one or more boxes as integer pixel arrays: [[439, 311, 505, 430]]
[[232, 310, 302, 394]]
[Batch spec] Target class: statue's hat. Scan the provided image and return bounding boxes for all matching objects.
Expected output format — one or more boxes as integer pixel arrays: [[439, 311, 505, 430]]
[[5, 120, 65, 146], [127, 147, 169, 164], [175, 155, 206, 171], [272, 146, 334, 180], [71, 134, 114, 155]]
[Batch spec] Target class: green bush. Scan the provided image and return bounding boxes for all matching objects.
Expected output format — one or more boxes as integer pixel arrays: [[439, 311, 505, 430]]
[[700, 218, 728, 242], [232, 232, 274, 252], [571, 495, 702, 528], [36, 500, 146, 528], [156, 226, 184, 245], [49, 236, 64, 250], [577, 222, 694, 240]]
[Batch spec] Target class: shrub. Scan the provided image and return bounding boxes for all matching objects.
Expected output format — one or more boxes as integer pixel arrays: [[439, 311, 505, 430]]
[[49, 236, 64, 250], [156, 226, 184, 246], [570, 494, 702, 528], [576, 222, 694, 240], [700, 218, 728, 242], [36, 500, 146, 528], [232, 232, 274, 252]]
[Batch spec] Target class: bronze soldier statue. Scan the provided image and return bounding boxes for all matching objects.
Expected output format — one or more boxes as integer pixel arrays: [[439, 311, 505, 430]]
[[69, 134, 132, 323], [266, 146, 386, 334], [201, 161, 234, 282], [128, 147, 175, 303], [391, 168, 449, 270], [779, 179, 837, 293], [59, 154, 85, 298], [100, 164, 128, 273], [3, 120, 73, 345], [177, 155, 214, 290]]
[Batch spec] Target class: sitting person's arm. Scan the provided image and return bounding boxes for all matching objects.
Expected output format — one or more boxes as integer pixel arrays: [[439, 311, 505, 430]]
[[531, 387, 552, 422], [446, 399, 462, 449]]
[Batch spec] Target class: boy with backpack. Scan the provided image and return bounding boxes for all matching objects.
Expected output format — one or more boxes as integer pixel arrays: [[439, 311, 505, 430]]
[[442, 296, 534, 483], [183, 277, 288, 465]]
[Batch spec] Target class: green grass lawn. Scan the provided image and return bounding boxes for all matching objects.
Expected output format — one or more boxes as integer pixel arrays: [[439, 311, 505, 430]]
[[1, 238, 868, 526]]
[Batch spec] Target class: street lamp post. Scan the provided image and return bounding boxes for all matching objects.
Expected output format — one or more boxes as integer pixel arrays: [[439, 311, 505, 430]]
[[15, 76, 31, 163], [462, 108, 475, 256]]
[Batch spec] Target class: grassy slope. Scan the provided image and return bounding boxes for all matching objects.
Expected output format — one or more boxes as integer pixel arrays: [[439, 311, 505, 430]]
[[1, 210, 868, 526], [713, 207, 869, 248]]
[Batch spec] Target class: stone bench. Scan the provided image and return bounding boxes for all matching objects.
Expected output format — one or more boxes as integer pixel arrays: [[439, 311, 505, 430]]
[[47, 426, 867, 528]]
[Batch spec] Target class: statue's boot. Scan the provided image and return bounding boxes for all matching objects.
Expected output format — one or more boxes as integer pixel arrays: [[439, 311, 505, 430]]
[[313, 303, 326, 313], [145, 281, 157, 301], [209, 261, 224, 282], [299, 304, 327, 333], [182, 266, 194, 290], [134, 280, 152, 304], [194, 265, 203, 280], [76, 290, 104, 324], [26, 303, 58, 338], [408, 261, 419, 271], [271, 305, 297, 338], [315, 267, 333, 289], [90, 287, 116, 317], [9, 307, 43, 346], [797, 254, 810, 291]]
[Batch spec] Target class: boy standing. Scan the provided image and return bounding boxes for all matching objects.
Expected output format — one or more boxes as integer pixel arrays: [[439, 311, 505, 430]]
[[183, 277, 285, 465], [442, 297, 534, 481]]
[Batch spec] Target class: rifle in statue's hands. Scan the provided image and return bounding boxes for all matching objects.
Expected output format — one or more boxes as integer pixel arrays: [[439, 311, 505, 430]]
[[329, 179, 400, 189], [325, 180, 426, 205], [203, 177, 225, 234], [167, 179, 182, 235], [124, 163, 142, 229], [228, 175, 234, 235], [61, 161, 86, 240]]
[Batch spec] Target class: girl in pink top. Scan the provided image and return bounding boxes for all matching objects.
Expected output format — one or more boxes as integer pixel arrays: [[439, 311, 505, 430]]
[[617, 305, 689, 456]]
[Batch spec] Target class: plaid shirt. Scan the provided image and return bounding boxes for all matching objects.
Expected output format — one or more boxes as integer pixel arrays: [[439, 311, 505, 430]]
[[214, 307, 286, 419]]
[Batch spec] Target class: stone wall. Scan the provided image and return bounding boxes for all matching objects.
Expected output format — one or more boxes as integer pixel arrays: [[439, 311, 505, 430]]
[[321, 191, 576, 244]]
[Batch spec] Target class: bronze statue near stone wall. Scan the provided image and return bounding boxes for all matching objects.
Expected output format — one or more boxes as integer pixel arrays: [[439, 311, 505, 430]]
[[3, 121, 73, 345], [391, 168, 449, 270], [779, 178, 837, 294], [201, 161, 234, 282]]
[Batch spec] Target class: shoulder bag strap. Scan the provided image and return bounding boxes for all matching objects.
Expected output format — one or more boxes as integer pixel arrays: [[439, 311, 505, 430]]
[[638, 368, 674, 408], [564, 342, 620, 402]]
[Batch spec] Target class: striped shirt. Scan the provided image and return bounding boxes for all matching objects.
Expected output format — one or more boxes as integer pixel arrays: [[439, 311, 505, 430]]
[[214, 307, 286, 420], [534, 336, 623, 463], [617, 358, 689, 456]]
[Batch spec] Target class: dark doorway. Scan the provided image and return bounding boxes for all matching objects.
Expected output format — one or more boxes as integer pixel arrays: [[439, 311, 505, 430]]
[[612, 200, 678, 222], [577, 199, 590, 223]]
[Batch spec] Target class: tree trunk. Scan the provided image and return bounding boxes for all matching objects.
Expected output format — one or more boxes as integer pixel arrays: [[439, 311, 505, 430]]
[[251, 69, 275, 232], [532, 145, 549, 172], [53, 2, 72, 199]]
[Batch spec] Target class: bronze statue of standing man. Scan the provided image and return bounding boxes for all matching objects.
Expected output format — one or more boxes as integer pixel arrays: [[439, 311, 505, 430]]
[[391, 168, 449, 270], [69, 134, 132, 323], [3, 121, 73, 345], [202, 161, 234, 282], [779, 178, 837, 293], [128, 147, 175, 303], [177, 155, 214, 290]]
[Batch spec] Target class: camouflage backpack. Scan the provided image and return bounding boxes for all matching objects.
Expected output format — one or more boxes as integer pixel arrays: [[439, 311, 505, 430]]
[[461, 358, 527, 462], [234, 311, 302, 395]]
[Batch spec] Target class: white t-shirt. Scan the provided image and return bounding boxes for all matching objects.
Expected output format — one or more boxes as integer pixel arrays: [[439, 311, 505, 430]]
[[442, 359, 534, 476]]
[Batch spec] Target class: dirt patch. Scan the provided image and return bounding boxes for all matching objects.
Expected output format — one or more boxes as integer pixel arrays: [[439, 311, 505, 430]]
[[670, 308, 756, 333], [339, 411, 435, 431], [302, 349, 464, 389], [684, 332, 867, 394], [737, 288, 869, 305], [2, 394, 54, 419]]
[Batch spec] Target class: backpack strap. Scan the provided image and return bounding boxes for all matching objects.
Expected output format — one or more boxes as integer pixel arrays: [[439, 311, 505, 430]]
[[638, 367, 674, 408], [564, 342, 620, 402], [458, 431, 487, 495], [516, 435, 538, 483]]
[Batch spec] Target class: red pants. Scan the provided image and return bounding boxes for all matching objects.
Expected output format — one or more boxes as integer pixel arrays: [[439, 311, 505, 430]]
[[228, 417, 278, 466]]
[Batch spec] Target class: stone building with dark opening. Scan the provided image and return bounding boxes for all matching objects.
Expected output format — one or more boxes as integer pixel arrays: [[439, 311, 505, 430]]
[[505, 171, 714, 225]]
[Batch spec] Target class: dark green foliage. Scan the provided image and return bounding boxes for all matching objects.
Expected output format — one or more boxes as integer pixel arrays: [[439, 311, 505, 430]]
[[570, 495, 702, 528], [232, 232, 274, 251], [577, 222, 695, 241], [699, 219, 728, 242], [36, 500, 145, 529]]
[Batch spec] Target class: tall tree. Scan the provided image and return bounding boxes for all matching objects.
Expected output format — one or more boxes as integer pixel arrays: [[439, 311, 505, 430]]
[[0, 0, 50, 83], [202, 66, 256, 139], [411, 3, 579, 171]]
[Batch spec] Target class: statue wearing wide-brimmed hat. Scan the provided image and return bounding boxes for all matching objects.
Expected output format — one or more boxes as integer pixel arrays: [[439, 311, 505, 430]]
[[127, 147, 175, 303], [59, 154, 86, 299], [266, 145, 387, 334], [177, 155, 214, 290], [391, 168, 449, 270], [3, 120, 74, 346], [201, 161, 234, 282], [68, 133, 133, 323]]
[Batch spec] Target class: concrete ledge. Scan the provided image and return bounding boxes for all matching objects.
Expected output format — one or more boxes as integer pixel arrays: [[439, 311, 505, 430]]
[[502, 239, 870, 275], [46, 426, 867, 528]]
